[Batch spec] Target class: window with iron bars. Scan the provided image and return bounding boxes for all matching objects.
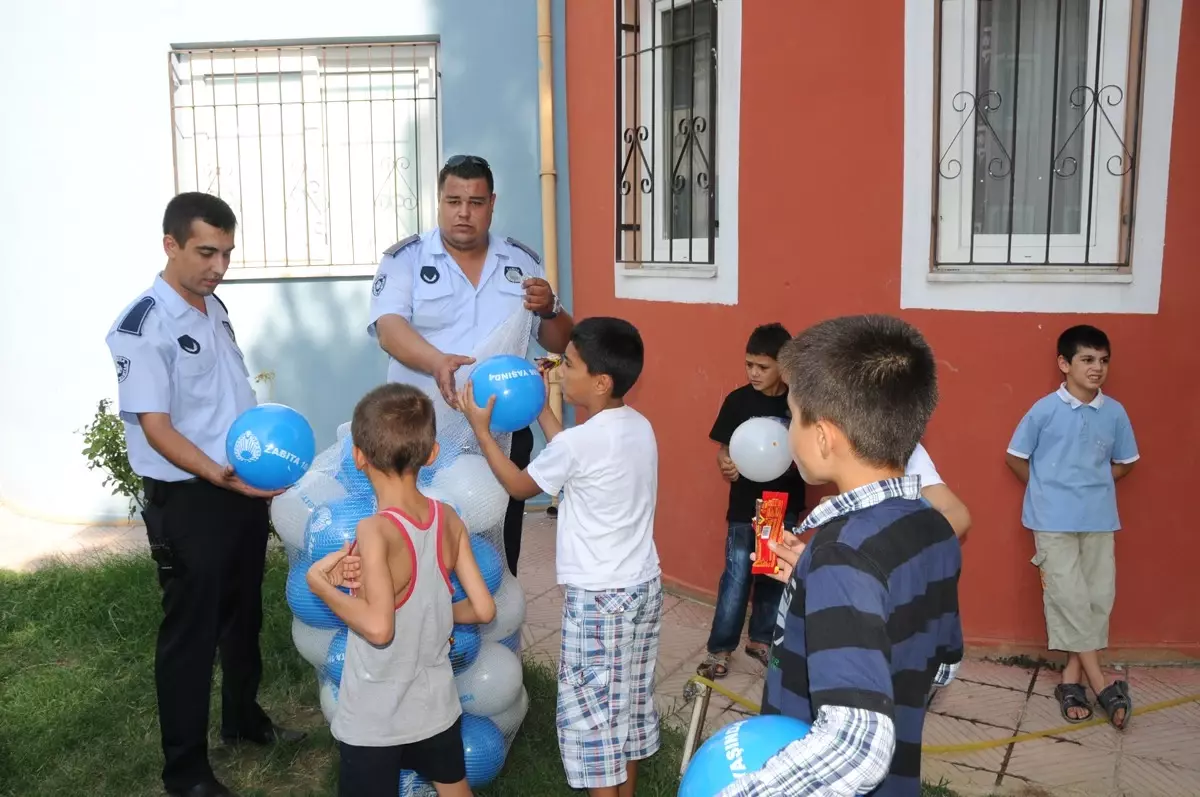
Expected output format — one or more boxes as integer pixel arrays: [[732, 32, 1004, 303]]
[[169, 41, 441, 280], [934, 0, 1147, 272], [616, 0, 719, 270]]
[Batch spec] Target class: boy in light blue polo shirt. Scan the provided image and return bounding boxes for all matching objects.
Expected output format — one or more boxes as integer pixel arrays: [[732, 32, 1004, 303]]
[[1005, 325, 1138, 731]]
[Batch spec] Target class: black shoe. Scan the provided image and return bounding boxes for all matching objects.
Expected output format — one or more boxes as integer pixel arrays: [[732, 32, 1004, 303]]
[[220, 723, 307, 747], [167, 780, 239, 797]]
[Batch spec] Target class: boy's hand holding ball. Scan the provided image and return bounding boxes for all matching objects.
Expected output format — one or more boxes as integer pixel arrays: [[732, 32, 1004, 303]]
[[457, 381, 496, 436]]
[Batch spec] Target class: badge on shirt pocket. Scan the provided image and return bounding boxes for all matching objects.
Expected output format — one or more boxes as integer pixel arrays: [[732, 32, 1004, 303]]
[[420, 265, 440, 284]]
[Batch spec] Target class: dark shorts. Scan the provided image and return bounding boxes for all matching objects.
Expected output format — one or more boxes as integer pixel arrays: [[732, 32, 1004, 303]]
[[338, 716, 466, 796]]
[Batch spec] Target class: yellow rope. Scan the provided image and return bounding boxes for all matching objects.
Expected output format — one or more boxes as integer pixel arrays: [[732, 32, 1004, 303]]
[[684, 675, 1200, 753]]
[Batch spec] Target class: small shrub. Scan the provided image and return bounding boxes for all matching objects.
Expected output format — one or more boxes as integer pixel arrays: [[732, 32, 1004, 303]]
[[79, 398, 143, 517]]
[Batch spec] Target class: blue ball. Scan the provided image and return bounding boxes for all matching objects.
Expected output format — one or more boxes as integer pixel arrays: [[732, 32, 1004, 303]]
[[336, 436, 375, 497], [678, 715, 812, 797], [470, 355, 546, 434], [449, 535, 505, 602], [305, 496, 372, 561], [498, 630, 521, 654], [285, 559, 346, 630], [399, 770, 431, 797], [226, 403, 316, 491], [324, 626, 348, 685], [460, 714, 506, 788], [449, 624, 482, 674]]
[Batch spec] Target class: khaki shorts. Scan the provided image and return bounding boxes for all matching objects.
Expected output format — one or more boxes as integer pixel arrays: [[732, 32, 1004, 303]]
[[1032, 532, 1116, 653]]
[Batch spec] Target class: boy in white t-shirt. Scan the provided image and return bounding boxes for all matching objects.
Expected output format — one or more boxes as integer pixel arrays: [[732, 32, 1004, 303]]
[[459, 317, 661, 797], [907, 443, 972, 539]]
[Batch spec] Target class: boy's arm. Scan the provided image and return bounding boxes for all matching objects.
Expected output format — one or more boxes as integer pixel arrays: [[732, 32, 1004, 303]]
[[1111, 407, 1139, 482], [721, 543, 896, 797], [445, 509, 497, 624], [475, 429, 543, 500], [908, 444, 972, 538], [710, 394, 741, 482], [307, 518, 398, 646], [1005, 407, 1042, 484], [537, 400, 565, 442]]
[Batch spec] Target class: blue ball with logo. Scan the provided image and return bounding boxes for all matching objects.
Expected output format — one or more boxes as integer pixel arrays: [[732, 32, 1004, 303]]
[[226, 404, 315, 492], [470, 355, 546, 434], [678, 715, 812, 797]]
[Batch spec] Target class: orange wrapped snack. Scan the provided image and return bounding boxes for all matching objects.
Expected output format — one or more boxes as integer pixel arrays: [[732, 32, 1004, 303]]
[[751, 491, 790, 575]]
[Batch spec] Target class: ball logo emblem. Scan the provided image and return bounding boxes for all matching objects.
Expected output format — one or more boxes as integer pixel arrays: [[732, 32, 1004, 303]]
[[233, 431, 262, 463]]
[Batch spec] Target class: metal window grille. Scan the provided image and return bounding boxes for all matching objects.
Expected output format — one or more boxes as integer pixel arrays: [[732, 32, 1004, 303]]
[[169, 42, 441, 279], [933, 0, 1147, 270], [615, 0, 719, 267]]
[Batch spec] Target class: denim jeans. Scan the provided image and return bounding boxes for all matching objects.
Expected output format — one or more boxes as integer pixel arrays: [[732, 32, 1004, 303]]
[[706, 521, 787, 653]]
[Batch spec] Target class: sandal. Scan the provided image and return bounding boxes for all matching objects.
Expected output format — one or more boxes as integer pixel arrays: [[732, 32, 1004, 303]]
[[1054, 683, 1094, 723], [745, 644, 770, 666], [1097, 680, 1133, 730], [697, 653, 731, 679]]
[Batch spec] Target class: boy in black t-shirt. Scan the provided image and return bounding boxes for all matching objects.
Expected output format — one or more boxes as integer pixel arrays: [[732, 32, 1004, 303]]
[[698, 323, 807, 679]]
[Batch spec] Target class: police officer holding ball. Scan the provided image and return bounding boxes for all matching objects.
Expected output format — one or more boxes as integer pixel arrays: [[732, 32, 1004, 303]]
[[368, 155, 574, 574], [105, 192, 304, 797]]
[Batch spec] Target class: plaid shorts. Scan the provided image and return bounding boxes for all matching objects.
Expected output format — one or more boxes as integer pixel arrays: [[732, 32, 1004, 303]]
[[556, 576, 664, 789]]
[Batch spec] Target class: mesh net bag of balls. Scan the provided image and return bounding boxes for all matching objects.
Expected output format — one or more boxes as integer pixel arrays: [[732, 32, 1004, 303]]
[[250, 311, 540, 795]]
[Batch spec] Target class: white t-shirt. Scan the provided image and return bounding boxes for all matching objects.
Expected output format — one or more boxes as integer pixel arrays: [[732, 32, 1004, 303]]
[[526, 405, 662, 590], [905, 442, 944, 489]]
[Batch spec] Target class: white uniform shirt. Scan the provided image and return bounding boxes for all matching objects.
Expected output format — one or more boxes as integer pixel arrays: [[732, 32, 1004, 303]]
[[367, 228, 545, 396], [526, 406, 662, 590], [105, 275, 258, 482], [905, 442, 945, 488]]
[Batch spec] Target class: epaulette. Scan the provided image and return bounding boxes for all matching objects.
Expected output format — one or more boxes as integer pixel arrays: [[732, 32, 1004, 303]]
[[383, 234, 421, 257], [506, 236, 542, 264], [212, 293, 228, 313], [116, 296, 155, 336]]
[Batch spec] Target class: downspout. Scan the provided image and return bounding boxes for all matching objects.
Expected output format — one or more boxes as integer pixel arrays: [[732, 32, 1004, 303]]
[[537, 0, 564, 512]]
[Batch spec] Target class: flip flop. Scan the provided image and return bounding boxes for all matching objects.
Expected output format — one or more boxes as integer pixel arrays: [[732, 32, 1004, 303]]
[[696, 653, 731, 679], [1054, 683, 1094, 723], [744, 645, 770, 666], [1097, 680, 1133, 730]]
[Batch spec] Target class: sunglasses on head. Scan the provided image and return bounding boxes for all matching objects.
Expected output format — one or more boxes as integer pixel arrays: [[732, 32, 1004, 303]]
[[444, 154, 491, 170]]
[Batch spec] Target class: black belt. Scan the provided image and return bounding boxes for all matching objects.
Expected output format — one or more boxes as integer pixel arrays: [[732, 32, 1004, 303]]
[[142, 476, 202, 506]]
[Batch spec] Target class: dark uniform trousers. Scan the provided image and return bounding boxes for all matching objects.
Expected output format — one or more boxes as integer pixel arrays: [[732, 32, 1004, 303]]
[[503, 426, 535, 576], [142, 476, 274, 791]]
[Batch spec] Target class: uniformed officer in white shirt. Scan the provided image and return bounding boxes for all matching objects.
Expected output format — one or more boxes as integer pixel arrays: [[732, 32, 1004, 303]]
[[105, 192, 303, 797], [368, 155, 574, 575]]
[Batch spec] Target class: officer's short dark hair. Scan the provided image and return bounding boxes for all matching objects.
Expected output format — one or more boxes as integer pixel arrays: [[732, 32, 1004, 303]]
[[351, 384, 437, 475], [438, 154, 495, 194], [1057, 324, 1110, 362], [778, 314, 938, 470], [163, 192, 237, 247], [570, 317, 645, 399], [746, 323, 791, 360]]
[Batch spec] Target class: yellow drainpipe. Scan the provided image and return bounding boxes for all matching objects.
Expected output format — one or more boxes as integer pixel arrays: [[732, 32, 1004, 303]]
[[537, 0, 563, 512]]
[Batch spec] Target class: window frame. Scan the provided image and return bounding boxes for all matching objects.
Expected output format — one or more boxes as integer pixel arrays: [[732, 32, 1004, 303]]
[[167, 39, 443, 281], [934, 0, 1144, 270], [900, 0, 1183, 314], [614, 0, 741, 305]]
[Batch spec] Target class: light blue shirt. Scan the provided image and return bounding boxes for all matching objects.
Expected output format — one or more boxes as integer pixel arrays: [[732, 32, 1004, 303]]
[[1007, 385, 1139, 532], [105, 276, 258, 481], [367, 228, 544, 398]]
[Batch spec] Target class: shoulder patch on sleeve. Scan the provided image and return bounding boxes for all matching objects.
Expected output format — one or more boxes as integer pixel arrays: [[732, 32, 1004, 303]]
[[211, 293, 228, 313], [505, 237, 542, 264], [117, 296, 155, 336], [383, 234, 421, 257]]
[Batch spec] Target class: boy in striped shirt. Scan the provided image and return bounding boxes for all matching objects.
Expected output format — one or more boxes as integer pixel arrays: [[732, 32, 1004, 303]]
[[722, 315, 964, 797]]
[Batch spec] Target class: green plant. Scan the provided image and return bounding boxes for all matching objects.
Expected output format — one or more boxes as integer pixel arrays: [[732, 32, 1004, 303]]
[[80, 398, 142, 517]]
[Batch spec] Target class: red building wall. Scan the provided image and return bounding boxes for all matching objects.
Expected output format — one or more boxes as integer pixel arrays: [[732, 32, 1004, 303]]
[[565, 1, 1200, 658]]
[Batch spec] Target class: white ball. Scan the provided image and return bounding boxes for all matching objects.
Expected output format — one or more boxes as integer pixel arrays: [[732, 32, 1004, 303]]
[[728, 417, 793, 483], [319, 677, 339, 724], [490, 685, 529, 740], [271, 470, 346, 551], [480, 573, 526, 644], [292, 618, 336, 669], [429, 454, 510, 534], [454, 641, 523, 717]]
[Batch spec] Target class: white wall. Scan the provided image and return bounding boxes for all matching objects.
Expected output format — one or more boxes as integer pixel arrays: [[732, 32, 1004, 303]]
[[0, 0, 544, 523]]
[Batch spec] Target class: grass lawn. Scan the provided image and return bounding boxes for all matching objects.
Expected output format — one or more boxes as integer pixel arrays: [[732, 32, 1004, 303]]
[[0, 550, 958, 796]]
